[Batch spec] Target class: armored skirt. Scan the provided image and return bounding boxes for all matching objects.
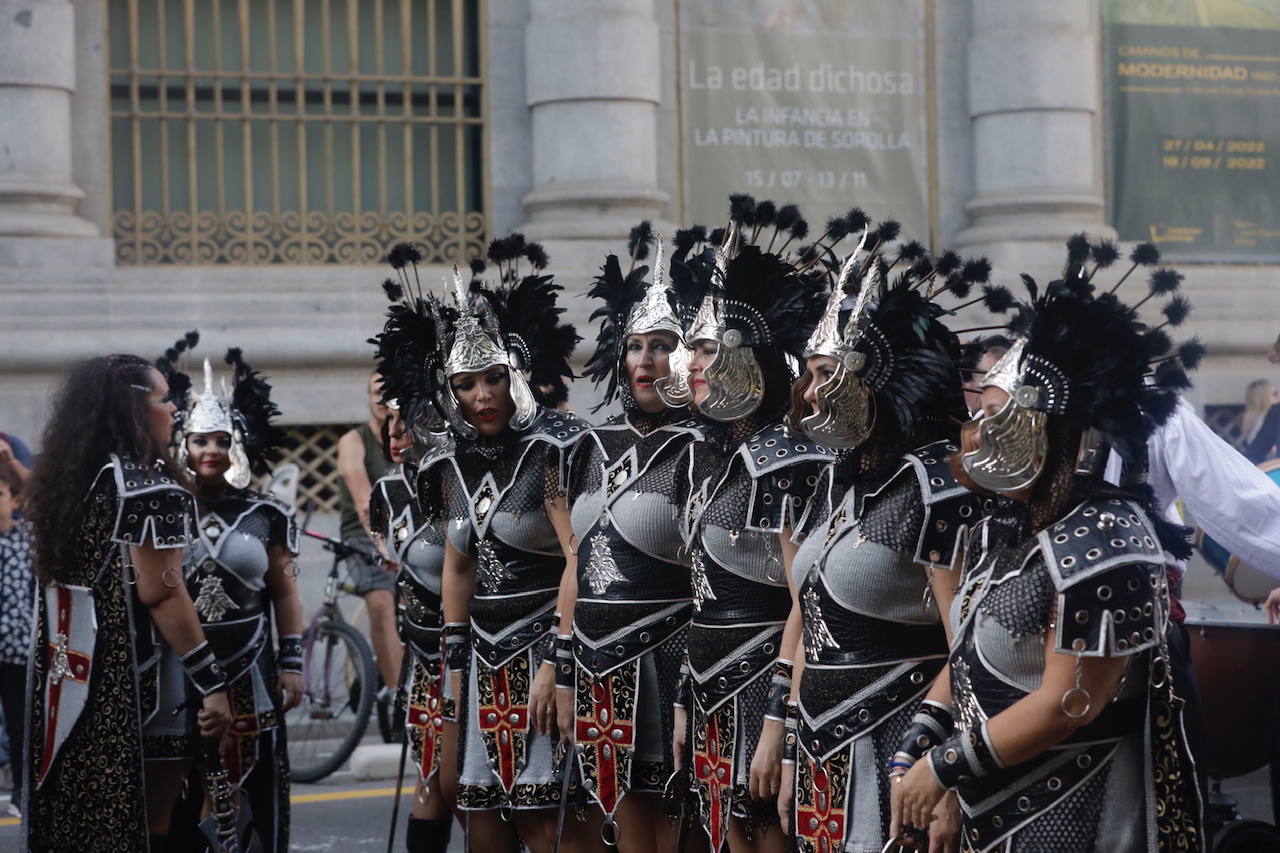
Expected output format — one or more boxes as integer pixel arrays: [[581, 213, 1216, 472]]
[[946, 496, 1202, 852], [565, 411, 702, 823], [683, 422, 829, 852], [437, 409, 586, 811], [792, 441, 980, 853], [23, 453, 196, 852], [369, 463, 453, 792], [185, 488, 298, 852]]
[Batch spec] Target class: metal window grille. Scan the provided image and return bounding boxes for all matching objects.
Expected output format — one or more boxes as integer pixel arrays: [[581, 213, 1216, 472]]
[[108, 0, 487, 265], [272, 423, 353, 512]]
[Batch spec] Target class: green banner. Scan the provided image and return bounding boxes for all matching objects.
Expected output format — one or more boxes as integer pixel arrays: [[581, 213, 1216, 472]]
[[678, 1, 929, 241], [1105, 0, 1280, 259]]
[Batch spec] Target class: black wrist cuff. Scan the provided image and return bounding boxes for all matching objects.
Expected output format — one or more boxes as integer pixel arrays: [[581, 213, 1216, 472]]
[[277, 634, 303, 674], [182, 641, 228, 695], [764, 658, 794, 721], [444, 622, 470, 671], [895, 699, 956, 765], [927, 721, 1002, 790], [782, 702, 798, 764], [554, 635, 574, 689], [674, 657, 692, 709]]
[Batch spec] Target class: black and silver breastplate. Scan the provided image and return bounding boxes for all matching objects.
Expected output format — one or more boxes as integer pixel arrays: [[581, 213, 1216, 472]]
[[185, 490, 297, 680], [689, 422, 830, 627], [371, 468, 446, 657], [569, 413, 703, 599]]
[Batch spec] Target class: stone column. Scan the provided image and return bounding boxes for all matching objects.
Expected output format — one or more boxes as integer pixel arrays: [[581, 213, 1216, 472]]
[[953, 0, 1113, 268], [0, 0, 99, 244], [522, 0, 668, 240]]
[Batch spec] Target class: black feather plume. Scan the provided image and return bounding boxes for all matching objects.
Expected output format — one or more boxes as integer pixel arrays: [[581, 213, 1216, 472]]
[[729, 193, 757, 226], [874, 219, 901, 245], [1130, 242, 1160, 266], [982, 285, 1015, 313], [934, 251, 962, 278], [382, 278, 404, 302], [1178, 338, 1206, 370], [1161, 295, 1191, 328], [524, 242, 550, 271], [844, 208, 869, 234], [628, 220, 654, 262], [225, 347, 287, 476]]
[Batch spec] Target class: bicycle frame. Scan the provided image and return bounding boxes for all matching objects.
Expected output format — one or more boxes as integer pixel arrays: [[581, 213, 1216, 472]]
[[299, 529, 379, 717]]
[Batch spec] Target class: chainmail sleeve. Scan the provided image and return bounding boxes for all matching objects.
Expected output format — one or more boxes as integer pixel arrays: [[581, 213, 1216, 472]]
[[108, 453, 195, 549]]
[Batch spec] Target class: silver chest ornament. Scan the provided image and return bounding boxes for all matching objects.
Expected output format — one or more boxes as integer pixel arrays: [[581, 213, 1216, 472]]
[[475, 539, 515, 590], [690, 548, 717, 611], [801, 581, 838, 652], [583, 531, 626, 595], [194, 574, 235, 622]]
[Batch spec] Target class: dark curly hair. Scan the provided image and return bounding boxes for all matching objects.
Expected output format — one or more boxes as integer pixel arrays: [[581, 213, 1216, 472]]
[[26, 355, 188, 584]]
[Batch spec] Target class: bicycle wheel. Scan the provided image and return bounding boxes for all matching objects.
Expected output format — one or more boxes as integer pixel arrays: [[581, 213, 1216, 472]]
[[284, 620, 377, 783]]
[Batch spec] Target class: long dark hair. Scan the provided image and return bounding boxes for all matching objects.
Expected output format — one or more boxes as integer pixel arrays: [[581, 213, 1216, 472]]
[[26, 355, 187, 584]]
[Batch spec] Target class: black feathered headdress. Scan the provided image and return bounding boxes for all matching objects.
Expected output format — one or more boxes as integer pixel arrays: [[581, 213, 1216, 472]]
[[224, 348, 287, 477], [369, 269, 447, 436], [671, 195, 829, 422], [583, 221, 684, 411]]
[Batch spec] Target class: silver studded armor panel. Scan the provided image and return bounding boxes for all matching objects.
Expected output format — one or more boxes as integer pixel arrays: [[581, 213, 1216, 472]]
[[945, 498, 1175, 852]]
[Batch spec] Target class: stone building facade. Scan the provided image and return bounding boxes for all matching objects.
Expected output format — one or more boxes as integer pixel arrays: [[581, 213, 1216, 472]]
[[2, 0, 1276, 468]]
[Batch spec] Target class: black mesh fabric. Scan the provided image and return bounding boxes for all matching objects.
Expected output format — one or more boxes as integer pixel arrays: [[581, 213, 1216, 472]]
[[980, 548, 1054, 639], [859, 472, 926, 554], [702, 466, 753, 530], [1011, 762, 1111, 852], [236, 507, 273, 542]]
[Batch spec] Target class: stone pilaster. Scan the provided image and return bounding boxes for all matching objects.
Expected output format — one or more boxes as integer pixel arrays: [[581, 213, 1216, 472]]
[[521, 0, 669, 241], [953, 0, 1113, 268], [0, 0, 100, 246]]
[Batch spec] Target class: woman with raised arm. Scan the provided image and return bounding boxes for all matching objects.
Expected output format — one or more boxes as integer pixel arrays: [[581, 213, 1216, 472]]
[[163, 345, 302, 852], [889, 238, 1205, 851], [367, 272, 460, 853], [22, 348, 231, 853], [773, 224, 1007, 853], [666, 197, 829, 853], [555, 223, 707, 851], [391, 238, 586, 852]]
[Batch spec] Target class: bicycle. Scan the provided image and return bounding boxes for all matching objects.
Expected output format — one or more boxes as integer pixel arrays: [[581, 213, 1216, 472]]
[[283, 524, 382, 783]]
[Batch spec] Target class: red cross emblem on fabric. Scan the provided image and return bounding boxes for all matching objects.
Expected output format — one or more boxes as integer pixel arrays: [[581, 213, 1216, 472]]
[[694, 709, 733, 853], [408, 667, 446, 782], [576, 674, 636, 816], [221, 698, 262, 785], [38, 587, 93, 785], [797, 758, 846, 853], [477, 665, 528, 793]]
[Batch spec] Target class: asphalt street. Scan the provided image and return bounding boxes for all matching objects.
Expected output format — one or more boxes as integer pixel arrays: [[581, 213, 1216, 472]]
[[0, 768, 464, 851]]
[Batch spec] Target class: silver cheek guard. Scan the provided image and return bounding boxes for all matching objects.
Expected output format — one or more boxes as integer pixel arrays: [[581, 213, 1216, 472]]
[[654, 343, 694, 408], [698, 336, 764, 422], [960, 389, 1049, 493], [800, 365, 875, 449], [441, 362, 540, 440]]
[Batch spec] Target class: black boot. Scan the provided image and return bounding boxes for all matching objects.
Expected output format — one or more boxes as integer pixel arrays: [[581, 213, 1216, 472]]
[[406, 816, 453, 853]]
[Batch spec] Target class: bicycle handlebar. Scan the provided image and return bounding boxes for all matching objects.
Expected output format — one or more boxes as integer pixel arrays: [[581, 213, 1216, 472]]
[[301, 529, 382, 565]]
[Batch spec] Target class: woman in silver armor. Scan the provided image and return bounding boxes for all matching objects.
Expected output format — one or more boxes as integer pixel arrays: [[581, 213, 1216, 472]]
[[390, 237, 585, 852], [776, 228, 1007, 853], [557, 223, 705, 850], [175, 347, 303, 852], [368, 273, 463, 852], [668, 197, 829, 853], [890, 237, 1205, 852]]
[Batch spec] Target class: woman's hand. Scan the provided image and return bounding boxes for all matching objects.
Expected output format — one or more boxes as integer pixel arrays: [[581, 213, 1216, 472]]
[[198, 690, 233, 738], [672, 705, 688, 770], [777, 761, 796, 833], [748, 717, 783, 801], [556, 685, 575, 746], [928, 790, 962, 853], [889, 759, 947, 844], [531, 661, 558, 736], [277, 671, 304, 712]]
